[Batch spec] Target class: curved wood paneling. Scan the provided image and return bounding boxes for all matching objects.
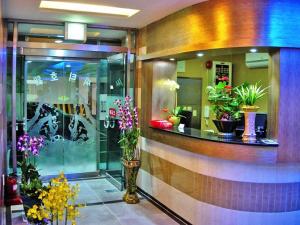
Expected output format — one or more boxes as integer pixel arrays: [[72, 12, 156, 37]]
[[138, 0, 300, 59], [141, 150, 300, 212]]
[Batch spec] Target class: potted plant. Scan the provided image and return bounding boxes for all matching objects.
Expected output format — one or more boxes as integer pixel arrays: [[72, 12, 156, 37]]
[[162, 106, 185, 126], [206, 81, 241, 137], [26, 173, 81, 225], [235, 82, 269, 141], [114, 96, 141, 204], [17, 134, 45, 215]]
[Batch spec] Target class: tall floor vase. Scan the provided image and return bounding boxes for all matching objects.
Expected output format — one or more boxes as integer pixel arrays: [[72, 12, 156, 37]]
[[122, 159, 141, 204], [242, 106, 259, 142]]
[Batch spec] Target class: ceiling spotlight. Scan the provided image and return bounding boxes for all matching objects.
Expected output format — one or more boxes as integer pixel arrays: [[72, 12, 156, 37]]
[[55, 39, 63, 43], [250, 48, 257, 53], [65, 64, 71, 68], [197, 53, 204, 57], [169, 58, 175, 61]]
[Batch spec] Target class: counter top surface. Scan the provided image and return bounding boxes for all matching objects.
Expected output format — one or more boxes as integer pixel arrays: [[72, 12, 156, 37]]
[[150, 126, 278, 147]]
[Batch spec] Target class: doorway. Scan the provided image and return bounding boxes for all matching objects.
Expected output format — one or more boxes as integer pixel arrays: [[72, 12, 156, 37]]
[[177, 77, 202, 129], [17, 52, 127, 187]]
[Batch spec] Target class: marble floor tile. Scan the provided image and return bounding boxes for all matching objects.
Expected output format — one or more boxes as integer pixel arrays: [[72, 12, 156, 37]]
[[11, 179, 178, 225]]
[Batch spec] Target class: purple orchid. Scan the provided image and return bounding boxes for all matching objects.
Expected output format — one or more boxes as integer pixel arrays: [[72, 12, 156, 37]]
[[114, 96, 140, 160], [114, 96, 139, 132], [17, 133, 45, 157]]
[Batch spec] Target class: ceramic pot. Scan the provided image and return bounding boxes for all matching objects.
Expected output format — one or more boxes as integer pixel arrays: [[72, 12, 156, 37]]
[[213, 120, 239, 138], [122, 159, 141, 204], [242, 105, 260, 142]]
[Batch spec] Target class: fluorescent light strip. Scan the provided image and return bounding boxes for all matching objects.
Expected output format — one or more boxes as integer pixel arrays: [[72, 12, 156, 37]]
[[40, 1, 140, 17]]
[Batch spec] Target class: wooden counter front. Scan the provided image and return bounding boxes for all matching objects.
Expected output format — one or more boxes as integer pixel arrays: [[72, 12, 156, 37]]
[[145, 127, 277, 164]]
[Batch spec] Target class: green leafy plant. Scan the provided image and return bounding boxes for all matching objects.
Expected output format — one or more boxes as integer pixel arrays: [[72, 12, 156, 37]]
[[171, 106, 184, 117], [235, 82, 269, 106], [206, 81, 241, 120], [19, 158, 44, 198], [161, 106, 185, 118]]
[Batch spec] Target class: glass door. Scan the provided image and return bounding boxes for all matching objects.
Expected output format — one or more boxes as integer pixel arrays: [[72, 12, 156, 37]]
[[25, 57, 98, 176], [98, 53, 126, 189]]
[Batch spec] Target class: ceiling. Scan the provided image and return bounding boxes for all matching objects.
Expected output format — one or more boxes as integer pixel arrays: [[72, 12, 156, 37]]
[[3, 0, 207, 28]]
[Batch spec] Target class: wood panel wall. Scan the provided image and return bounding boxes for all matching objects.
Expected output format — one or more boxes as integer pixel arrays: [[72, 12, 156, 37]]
[[137, 1, 300, 163], [138, 0, 300, 60], [277, 48, 300, 162]]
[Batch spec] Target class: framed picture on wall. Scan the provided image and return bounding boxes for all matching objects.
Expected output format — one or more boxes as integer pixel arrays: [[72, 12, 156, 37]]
[[212, 61, 232, 86]]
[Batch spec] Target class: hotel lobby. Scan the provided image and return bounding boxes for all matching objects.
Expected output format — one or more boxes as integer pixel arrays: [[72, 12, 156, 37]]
[[1, 0, 300, 224]]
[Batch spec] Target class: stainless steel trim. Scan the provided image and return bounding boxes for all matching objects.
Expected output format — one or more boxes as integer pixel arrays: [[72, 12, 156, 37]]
[[5, 18, 137, 31], [7, 41, 136, 55], [1, 15, 8, 178], [5, 18, 64, 26], [12, 22, 17, 174], [17, 41, 129, 53], [25, 55, 99, 62], [126, 29, 131, 97], [20, 48, 114, 58]]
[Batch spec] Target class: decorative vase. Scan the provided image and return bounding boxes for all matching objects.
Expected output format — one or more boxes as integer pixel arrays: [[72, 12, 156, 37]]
[[168, 116, 181, 126], [122, 159, 141, 204], [213, 120, 239, 138], [242, 105, 259, 142]]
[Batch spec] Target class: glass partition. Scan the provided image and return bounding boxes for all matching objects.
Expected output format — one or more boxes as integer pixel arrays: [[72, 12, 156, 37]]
[[98, 53, 126, 187]]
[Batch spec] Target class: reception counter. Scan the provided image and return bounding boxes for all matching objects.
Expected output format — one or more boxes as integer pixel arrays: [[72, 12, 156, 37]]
[[146, 126, 278, 164], [150, 126, 278, 147]]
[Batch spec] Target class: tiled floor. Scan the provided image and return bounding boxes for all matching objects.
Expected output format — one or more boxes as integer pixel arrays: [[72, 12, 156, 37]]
[[10, 178, 178, 225]]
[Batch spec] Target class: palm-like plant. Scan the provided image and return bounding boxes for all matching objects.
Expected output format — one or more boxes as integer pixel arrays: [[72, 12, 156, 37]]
[[235, 82, 269, 106]]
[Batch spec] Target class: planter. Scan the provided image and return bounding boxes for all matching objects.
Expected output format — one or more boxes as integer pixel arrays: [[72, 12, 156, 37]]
[[168, 116, 181, 126], [213, 120, 239, 138], [242, 105, 260, 142], [122, 159, 141, 204], [21, 194, 42, 217]]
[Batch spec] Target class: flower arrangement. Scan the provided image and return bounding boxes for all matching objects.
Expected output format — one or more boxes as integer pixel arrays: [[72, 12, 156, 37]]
[[161, 106, 185, 126], [114, 96, 140, 161], [17, 134, 45, 198], [26, 173, 81, 225], [206, 81, 241, 121]]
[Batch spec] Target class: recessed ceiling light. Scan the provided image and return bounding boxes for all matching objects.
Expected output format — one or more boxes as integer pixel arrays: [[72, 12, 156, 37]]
[[197, 53, 204, 57], [55, 39, 63, 43], [65, 64, 71, 68], [250, 48, 257, 53], [170, 58, 175, 61], [27, 61, 32, 63], [39, 1, 140, 17]]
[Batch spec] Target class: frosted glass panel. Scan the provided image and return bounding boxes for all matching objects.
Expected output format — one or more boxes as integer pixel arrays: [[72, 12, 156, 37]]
[[25, 59, 98, 176]]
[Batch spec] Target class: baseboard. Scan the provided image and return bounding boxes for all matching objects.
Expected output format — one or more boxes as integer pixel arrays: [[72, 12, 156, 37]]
[[137, 187, 192, 225]]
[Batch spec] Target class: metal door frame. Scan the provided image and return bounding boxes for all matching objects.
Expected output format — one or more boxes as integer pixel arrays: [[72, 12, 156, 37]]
[[8, 20, 134, 181]]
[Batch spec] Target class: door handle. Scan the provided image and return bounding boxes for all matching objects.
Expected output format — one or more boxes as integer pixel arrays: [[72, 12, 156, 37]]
[[104, 115, 115, 129]]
